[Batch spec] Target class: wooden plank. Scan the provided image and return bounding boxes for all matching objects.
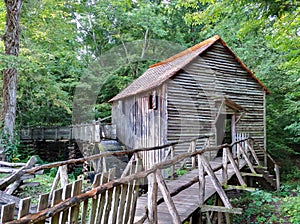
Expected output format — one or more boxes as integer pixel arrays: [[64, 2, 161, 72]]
[[200, 205, 242, 214], [88, 173, 102, 224], [18, 197, 31, 219], [226, 148, 246, 186], [94, 173, 109, 224], [50, 188, 63, 224], [61, 183, 73, 224], [198, 154, 205, 205], [102, 169, 115, 224], [147, 172, 158, 224], [156, 171, 181, 224], [199, 154, 232, 209], [1, 203, 15, 222], [36, 193, 49, 224], [116, 183, 129, 224], [110, 185, 121, 224], [70, 180, 82, 224], [222, 148, 228, 184]]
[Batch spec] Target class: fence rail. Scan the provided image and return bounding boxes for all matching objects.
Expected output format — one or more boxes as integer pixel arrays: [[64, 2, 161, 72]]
[[1, 135, 279, 223], [19, 118, 116, 142]]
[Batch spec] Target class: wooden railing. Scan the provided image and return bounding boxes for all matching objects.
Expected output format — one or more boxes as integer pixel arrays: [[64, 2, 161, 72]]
[[0, 136, 279, 223], [19, 118, 116, 142]]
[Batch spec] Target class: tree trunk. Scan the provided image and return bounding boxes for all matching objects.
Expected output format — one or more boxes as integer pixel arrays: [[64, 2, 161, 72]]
[[1, 0, 23, 144]]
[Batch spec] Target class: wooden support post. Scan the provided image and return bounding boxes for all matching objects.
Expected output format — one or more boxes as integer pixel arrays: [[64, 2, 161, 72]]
[[199, 154, 232, 209], [217, 196, 223, 224], [226, 148, 246, 186], [222, 148, 228, 184], [237, 143, 256, 174], [191, 140, 196, 168], [18, 197, 31, 219], [246, 140, 261, 166], [275, 164, 281, 190], [198, 153, 205, 224], [147, 172, 158, 224], [156, 170, 181, 224], [170, 146, 175, 179]]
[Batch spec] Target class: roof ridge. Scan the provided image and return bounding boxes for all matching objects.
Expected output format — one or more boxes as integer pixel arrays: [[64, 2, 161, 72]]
[[149, 35, 220, 68]]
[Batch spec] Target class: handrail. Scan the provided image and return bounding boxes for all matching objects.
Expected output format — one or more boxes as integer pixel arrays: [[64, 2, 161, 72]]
[[24, 134, 214, 174], [6, 137, 252, 224]]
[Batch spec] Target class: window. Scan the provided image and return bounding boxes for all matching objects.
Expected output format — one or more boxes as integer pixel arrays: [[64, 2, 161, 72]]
[[149, 91, 158, 110]]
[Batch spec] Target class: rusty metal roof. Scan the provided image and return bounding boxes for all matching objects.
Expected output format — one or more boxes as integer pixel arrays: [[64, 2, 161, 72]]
[[109, 35, 270, 102]]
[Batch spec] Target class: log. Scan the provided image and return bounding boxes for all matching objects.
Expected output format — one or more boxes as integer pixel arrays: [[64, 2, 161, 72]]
[[156, 171, 181, 224], [200, 205, 242, 214], [1, 156, 37, 194]]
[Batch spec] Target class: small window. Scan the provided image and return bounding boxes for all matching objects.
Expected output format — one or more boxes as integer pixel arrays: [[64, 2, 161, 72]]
[[149, 91, 158, 110]]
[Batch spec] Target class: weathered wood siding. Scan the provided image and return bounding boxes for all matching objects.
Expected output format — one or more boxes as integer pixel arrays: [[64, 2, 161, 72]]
[[167, 41, 265, 159], [112, 87, 167, 150]]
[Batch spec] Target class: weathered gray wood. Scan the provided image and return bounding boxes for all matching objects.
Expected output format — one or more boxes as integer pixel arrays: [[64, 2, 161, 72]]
[[275, 164, 280, 190], [237, 143, 256, 173], [245, 141, 261, 166], [0, 156, 37, 192], [191, 140, 196, 168], [49, 167, 61, 203], [61, 183, 73, 224], [156, 171, 181, 224], [59, 165, 68, 187], [222, 148, 228, 184], [147, 172, 158, 224], [200, 205, 242, 214], [36, 193, 49, 224], [199, 154, 232, 209], [50, 188, 63, 224], [116, 183, 129, 224], [110, 185, 121, 224], [1, 203, 15, 222], [18, 197, 31, 219], [102, 169, 115, 224], [88, 173, 102, 224], [95, 173, 109, 224], [226, 148, 246, 186], [198, 154, 205, 205], [70, 180, 82, 224]]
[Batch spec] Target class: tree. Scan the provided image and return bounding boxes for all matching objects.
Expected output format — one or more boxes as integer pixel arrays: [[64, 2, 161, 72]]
[[1, 0, 23, 143]]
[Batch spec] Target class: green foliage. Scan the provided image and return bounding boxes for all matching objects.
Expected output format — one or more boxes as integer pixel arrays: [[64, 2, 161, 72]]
[[231, 190, 278, 223], [0, 128, 20, 162], [175, 168, 188, 176], [280, 185, 300, 224]]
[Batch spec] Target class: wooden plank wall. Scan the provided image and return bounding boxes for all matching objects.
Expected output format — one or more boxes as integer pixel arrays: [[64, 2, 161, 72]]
[[112, 87, 167, 150], [167, 41, 265, 159]]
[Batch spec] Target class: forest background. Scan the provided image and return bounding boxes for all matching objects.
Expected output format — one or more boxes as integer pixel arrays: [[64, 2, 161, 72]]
[[0, 0, 299, 175]]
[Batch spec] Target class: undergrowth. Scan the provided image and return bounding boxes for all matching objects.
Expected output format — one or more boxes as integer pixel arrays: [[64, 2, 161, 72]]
[[231, 182, 300, 224]]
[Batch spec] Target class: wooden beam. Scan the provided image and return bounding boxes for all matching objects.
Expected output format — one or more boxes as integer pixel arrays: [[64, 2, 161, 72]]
[[156, 171, 181, 224], [199, 154, 232, 209], [237, 143, 256, 173], [200, 205, 242, 214], [224, 185, 256, 192], [226, 148, 246, 187], [147, 173, 158, 224], [241, 172, 263, 177]]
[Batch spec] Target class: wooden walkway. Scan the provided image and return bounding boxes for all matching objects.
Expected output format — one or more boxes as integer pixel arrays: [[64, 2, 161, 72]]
[[134, 157, 247, 223], [0, 137, 279, 224]]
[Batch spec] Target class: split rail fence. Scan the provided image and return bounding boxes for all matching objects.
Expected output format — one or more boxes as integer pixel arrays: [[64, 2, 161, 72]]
[[0, 136, 279, 223]]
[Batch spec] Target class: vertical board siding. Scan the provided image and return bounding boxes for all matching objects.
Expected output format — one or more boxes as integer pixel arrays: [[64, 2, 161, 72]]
[[167, 42, 265, 158]]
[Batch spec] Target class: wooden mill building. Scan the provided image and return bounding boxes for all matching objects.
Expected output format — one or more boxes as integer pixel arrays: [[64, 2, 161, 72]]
[[109, 35, 270, 159]]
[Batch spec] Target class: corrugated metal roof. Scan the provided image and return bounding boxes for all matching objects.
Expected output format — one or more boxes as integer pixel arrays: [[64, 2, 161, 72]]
[[109, 35, 270, 102]]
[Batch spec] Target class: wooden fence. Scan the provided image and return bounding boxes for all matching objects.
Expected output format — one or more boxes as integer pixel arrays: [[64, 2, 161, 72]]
[[19, 118, 116, 142], [0, 136, 279, 223]]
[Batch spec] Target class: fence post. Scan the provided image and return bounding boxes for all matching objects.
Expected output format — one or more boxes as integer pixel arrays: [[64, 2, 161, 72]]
[[148, 172, 158, 224], [222, 148, 228, 184], [170, 146, 175, 179], [191, 140, 196, 168]]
